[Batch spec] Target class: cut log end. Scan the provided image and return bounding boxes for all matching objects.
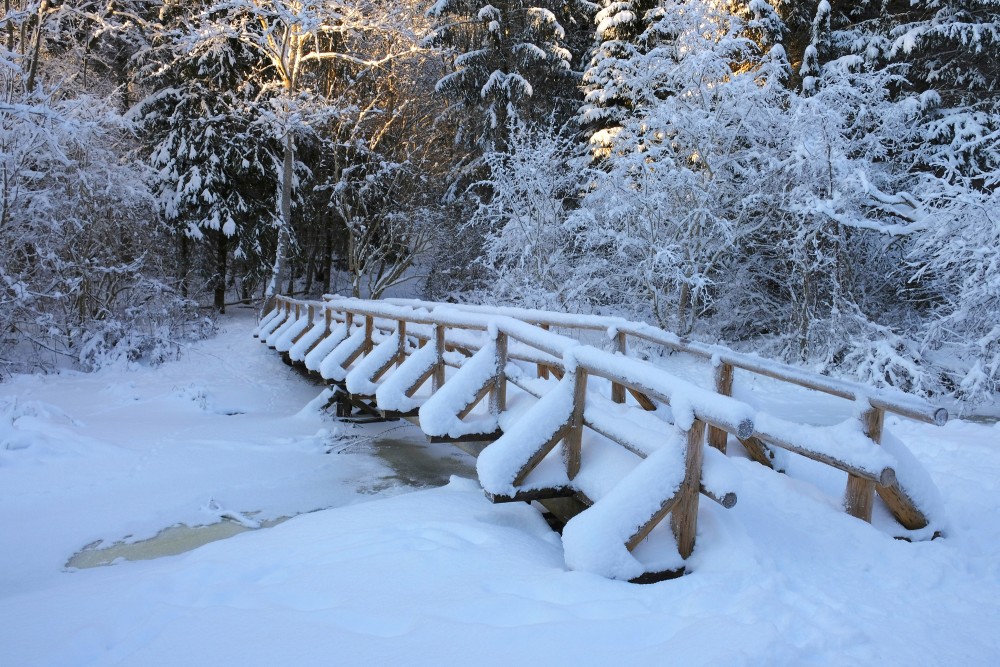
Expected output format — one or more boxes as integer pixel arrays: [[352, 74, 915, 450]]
[[933, 408, 949, 427], [879, 467, 897, 488], [736, 418, 754, 441]]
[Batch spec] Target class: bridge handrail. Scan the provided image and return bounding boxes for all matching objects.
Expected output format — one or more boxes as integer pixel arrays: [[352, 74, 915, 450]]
[[373, 296, 946, 426], [262, 295, 944, 561]]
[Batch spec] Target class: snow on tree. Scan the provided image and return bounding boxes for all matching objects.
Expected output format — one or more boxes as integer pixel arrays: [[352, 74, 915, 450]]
[[428, 0, 582, 153], [181, 0, 424, 310], [470, 118, 584, 310], [134, 2, 279, 312], [570, 0, 792, 332], [0, 8, 202, 375]]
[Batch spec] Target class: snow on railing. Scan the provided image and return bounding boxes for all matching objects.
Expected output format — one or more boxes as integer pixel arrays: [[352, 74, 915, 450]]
[[257, 295, 949, 581]]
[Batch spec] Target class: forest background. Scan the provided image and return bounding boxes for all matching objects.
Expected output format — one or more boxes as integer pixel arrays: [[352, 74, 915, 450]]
[[1, 0, 998, 408]]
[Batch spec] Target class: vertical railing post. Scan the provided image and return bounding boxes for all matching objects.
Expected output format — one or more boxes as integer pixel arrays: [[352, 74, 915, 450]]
[[537, 323, 550, 379], [294, 302, 301, 320], [708, 362, 733, 453], [845, 406, 883, 523], [363, 315, 374, 354], [433, 324, 446, 391], [611, 330, 627, 404], [672, 419, 706, 559], [324, 307, 332, 337], [396, 320, 407, 367], [489, 331, 508, 415], [563, 368, 588, 480]]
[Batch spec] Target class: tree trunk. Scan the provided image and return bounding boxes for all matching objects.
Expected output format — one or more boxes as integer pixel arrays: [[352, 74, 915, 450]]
[[214, 231, 228, 314], [263, 133, 295, 312], [323, 222, 333, 294], [179, 234, 190, 299]]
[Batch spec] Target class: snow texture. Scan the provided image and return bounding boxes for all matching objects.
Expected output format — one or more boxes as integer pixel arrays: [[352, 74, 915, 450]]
[[476, 374, 574, 495], [303, 323, 348, 372], [375, 342, 439, 413], [2, 313, 998, 666], [272, 315, 310, 352], [418, 341, 499, 438], [562, 443, 689, 580], [318, 329, 367, 381], [345, 334, 400, 396], [288, 321, 327, 362]]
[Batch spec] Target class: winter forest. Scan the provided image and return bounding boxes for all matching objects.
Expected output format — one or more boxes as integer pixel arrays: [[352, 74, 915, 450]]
[[1, 0, 998, 407]]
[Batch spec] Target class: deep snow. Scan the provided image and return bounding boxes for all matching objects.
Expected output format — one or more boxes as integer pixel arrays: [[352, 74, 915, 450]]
[[1, 310, 999, 666]]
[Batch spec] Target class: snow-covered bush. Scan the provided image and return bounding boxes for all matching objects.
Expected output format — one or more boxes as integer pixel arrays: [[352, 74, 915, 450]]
[[470, 118, 585, 310], [0, 83, 207, 377]]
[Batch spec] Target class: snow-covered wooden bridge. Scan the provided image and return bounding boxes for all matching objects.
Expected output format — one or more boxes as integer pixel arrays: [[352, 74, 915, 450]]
[[256, 296, 948, 582]]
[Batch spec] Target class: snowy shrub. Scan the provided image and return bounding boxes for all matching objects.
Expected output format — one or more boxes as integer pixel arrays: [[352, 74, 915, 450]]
[[470, 118, 586, 310], [0, 82, 208, 377]]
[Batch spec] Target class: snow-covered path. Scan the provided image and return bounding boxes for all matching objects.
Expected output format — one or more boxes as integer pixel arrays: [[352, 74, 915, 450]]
[[1, 311, 999, 665]]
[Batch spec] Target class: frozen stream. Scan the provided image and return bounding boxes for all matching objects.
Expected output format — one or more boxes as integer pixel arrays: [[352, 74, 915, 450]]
[[67, 436, 478, 568]]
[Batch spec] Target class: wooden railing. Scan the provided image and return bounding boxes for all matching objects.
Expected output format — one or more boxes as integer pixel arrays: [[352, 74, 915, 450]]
[[255, 295, 947, 581]]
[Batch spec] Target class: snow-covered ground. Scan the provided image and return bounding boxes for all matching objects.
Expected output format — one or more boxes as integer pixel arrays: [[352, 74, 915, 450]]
[[2, 310, 999, 665]]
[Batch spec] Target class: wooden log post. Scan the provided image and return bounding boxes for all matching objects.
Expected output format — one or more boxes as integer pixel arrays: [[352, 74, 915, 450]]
[[844, 406, 883, 523], [611, 330, 627, 404], [433, 324, 446, 392], [708, 362, 733, 453], [672, 419, 706, 560], [290, 304, 314, 345], [396, 320, 407, 367], [363, 315, 374, 355], [562, 368, 588, 480], [537, 324, 550, 379], [489, 332, 508, 415], [324, 307, 332, 337]]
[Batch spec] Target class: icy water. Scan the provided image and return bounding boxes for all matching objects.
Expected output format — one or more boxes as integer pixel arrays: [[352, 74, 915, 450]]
[[67, 436, 478, 569]]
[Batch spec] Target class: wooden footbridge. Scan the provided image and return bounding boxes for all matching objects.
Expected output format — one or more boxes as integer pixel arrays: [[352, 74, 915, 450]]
[[256, 296, 948, 582]]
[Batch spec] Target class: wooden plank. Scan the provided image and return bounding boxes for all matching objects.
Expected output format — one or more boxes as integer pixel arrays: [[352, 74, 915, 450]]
[[708, 362, 733, 452], [289, 305, 314, 345], [563, 369, 588, 480], [702, 487, 737, 509], [844, 407, 882, 523], [671, 419, 706, 559]]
